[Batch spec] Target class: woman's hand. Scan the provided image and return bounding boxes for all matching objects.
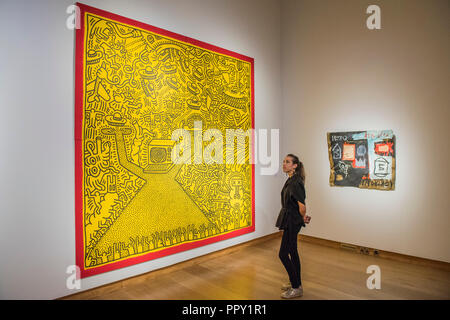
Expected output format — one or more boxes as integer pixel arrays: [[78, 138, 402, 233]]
[[298, 201, 306, 217], [297, 201, 311, 224]]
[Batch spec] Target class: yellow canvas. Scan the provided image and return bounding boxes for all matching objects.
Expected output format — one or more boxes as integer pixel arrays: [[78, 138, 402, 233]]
[[75, 3, 255, 277]]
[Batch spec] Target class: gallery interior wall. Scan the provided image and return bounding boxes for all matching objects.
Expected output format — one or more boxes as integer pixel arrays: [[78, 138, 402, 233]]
[[0, 0, 283, 299], [280, 0, 449, 263]]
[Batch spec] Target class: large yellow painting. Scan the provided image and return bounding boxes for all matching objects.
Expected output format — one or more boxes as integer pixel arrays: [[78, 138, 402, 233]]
[[75, 3, 255, 277]]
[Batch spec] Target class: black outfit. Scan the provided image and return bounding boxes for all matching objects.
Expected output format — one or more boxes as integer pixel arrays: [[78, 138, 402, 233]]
[[276, 174, 306, 289]]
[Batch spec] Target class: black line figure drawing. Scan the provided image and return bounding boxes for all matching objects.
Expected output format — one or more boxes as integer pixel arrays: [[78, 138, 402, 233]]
[[80, 13, 254, 268]]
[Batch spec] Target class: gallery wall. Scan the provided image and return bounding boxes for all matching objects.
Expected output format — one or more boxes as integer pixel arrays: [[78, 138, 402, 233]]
[[280, 0, 450, 263], [0, 0, 283, 299]]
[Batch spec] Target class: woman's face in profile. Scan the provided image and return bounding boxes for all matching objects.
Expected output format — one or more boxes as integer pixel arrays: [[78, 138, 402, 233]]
[[282, 156, 297, 174]]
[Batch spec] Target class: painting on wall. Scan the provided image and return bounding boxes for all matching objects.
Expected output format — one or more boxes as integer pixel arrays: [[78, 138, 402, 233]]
[[75, 3, 255, 278], [327, 130, 395, 190]]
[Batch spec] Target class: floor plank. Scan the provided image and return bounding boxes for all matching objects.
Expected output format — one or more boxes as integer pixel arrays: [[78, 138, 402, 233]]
[[63, 235, 450, 300]]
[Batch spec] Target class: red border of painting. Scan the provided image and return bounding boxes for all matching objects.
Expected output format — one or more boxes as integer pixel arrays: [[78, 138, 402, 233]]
[[74, 2, 255, 278]]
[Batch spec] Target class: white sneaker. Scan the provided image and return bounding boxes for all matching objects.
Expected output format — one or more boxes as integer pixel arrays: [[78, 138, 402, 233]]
[[281, 282, 291, 291], [281, 286, 303, 299]]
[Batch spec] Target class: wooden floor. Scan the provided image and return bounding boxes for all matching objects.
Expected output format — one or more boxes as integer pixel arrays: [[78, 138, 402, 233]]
[[63, 234, 450, 300]]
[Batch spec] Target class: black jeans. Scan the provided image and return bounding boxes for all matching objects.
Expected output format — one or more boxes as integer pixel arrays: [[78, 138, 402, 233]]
[[278, 224, 302, 289]]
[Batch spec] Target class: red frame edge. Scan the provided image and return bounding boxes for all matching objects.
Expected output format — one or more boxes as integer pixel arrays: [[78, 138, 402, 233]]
[[74, 2, 255, 278]]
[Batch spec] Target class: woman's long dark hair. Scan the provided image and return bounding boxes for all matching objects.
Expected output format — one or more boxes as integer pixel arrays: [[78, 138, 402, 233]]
[[287, 153, 305, 183]]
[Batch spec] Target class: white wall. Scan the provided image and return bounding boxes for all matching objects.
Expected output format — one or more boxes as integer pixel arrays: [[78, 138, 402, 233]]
[[0, 0, 283, 299], [281, 0, 450, 263]]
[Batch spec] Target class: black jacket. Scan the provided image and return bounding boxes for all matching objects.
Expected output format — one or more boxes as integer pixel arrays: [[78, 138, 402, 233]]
[[276, 174, 306, 230]]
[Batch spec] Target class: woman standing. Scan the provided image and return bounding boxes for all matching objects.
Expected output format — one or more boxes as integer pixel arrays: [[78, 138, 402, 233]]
[[276, 154, 311, 299]]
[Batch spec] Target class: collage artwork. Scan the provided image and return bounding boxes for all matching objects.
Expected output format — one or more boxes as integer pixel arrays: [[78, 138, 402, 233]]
[[327, 130, 396, 190]]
